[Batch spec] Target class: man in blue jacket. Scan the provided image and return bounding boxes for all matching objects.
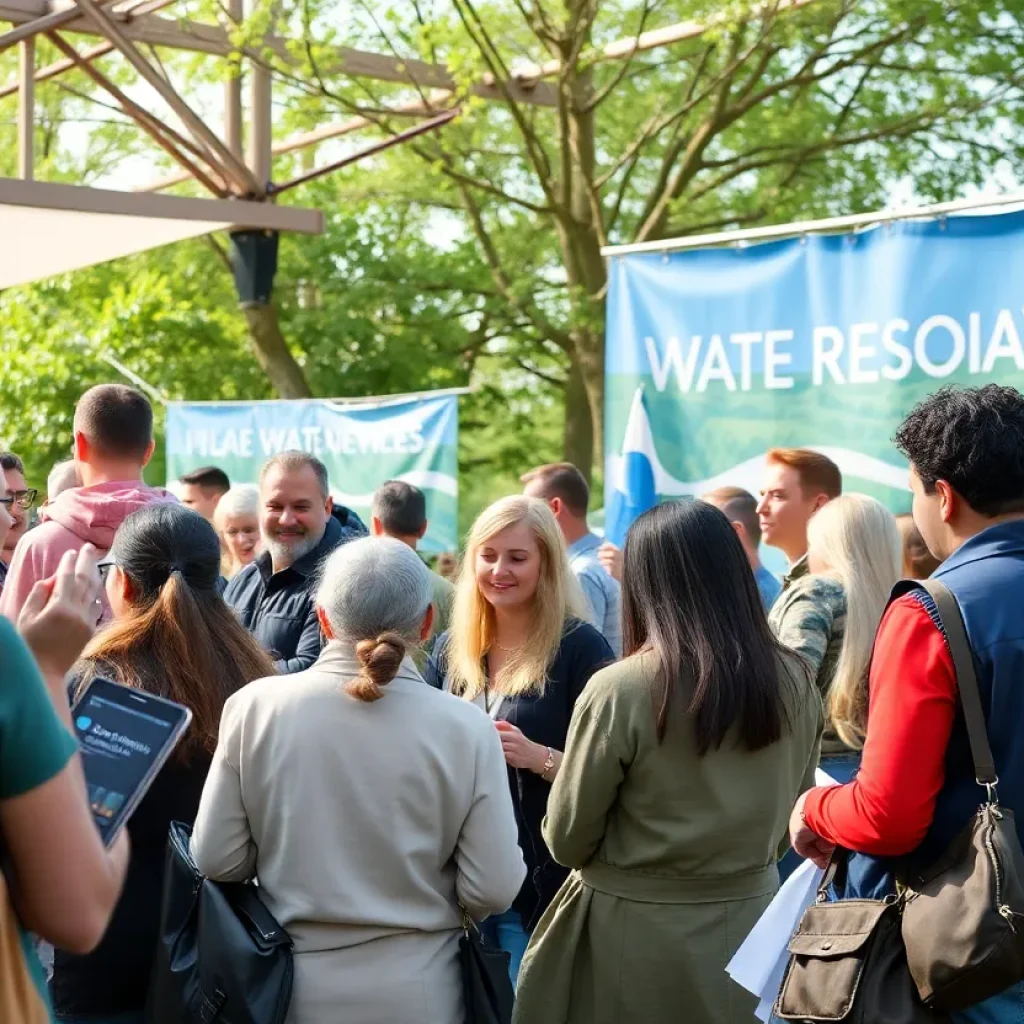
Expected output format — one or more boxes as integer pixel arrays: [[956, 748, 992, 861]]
[[225, 451, 367, 673], [792, 384, 1024, 1023]]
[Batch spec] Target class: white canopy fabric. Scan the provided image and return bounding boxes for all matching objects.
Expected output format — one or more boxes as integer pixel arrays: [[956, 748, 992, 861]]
[[0, 178, 323, 290]]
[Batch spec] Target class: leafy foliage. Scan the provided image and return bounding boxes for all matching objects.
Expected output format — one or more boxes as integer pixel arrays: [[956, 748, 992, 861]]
[[1, 0, 1023, 526]]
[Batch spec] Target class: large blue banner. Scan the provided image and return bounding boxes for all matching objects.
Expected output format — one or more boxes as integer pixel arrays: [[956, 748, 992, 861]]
[[166, 393, 459, 553], [605, 210, 1024, 526]]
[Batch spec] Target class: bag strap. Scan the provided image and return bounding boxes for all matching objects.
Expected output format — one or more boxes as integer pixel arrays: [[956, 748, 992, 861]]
[[917, 579, 997, 788], [817, 846, 847, 899]]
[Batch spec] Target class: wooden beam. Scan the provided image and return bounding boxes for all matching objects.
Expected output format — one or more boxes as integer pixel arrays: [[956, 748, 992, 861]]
[[70, 0, 262, 194], [137, 96, 443, 193], [0, 0, 122, 53], [17, 37, 33, 178], [246, 0, 271, 186], [0, 0, 557, 104], [0, 174, 324, 234], [506, 0, 821, 82], [0, 0, 176, 99], [271, 108, 459, 196], [47, 30, 229, 195], [223, 0, 241, 156], [0, 0, 816, 105]]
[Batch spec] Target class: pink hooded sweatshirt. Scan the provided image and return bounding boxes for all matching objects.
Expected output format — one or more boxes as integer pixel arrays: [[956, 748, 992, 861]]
[[0, 479, 177, 622]]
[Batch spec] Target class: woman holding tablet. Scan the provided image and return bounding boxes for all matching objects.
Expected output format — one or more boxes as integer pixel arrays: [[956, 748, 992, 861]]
[[50, 504, 275, 1024], [0, 541, 129, 1024]]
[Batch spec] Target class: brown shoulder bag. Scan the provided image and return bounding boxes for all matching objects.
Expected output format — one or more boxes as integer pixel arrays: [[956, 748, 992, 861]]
[[900, 580, 1024, 1011], [774, 849, 936, 1023]]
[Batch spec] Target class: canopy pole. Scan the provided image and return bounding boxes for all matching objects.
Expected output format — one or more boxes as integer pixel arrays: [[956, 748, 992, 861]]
[[224, 0, 242, 156], [247, 0, 272, 189], [17, 37, 33, 179]]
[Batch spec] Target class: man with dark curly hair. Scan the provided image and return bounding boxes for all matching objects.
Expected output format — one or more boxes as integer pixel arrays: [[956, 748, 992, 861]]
[[789, 384, 1024, 1024]]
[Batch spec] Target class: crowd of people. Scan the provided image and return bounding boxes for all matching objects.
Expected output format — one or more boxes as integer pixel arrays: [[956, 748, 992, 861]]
[[0, 379, 1022, 1024]]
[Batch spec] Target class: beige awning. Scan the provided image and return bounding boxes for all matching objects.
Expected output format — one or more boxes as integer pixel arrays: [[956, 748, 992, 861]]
[[0, 177, 323, 290]]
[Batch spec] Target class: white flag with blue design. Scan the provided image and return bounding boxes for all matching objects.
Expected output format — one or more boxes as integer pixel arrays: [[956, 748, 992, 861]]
[[605, 386, 659, 547]]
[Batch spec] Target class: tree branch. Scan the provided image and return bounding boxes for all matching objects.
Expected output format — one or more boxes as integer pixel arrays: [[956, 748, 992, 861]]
[[452, 0, 563, 211], [452, 175, 574, 351]]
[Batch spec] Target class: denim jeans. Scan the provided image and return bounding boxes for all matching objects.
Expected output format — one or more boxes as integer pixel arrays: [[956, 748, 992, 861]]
[[819, 752, 862, 785], [951, 981, 1024, 1024], [480, 908, 530, 987]]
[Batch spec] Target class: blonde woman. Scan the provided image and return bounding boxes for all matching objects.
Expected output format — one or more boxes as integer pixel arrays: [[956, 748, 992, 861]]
[[806, 494, 902, 779], [425, 496, 614, 983], [213, 485, 261, 579]]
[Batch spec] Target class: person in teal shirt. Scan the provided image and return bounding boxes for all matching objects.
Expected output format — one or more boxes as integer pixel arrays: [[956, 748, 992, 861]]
[[0, 538, 129, 1021]]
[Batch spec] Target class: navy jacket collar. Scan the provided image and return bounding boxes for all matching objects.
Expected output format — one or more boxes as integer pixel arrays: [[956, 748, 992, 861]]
[[935, 520, 1024, 579], [257, 513, 342, 582]]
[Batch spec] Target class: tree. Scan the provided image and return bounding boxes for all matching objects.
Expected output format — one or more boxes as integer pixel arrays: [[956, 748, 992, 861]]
[[274, 0, 1024, 479], [0, 170, 564, 526]]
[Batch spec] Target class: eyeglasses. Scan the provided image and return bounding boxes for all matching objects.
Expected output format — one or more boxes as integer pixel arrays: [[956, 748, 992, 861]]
[[0, 490, 37, 510], [9, 489, 36, 510]]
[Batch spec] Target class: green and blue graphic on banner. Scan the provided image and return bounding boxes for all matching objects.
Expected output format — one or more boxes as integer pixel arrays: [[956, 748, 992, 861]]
[[604, 210, 1024, 543], [166, 393, 459, 554]]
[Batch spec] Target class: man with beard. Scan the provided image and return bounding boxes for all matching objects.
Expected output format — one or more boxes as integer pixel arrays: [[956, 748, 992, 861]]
[[225, 451, 367, 673]]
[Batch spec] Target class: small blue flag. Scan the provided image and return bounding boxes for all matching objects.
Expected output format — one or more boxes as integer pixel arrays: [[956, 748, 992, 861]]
[[605, 386, 658, 547]]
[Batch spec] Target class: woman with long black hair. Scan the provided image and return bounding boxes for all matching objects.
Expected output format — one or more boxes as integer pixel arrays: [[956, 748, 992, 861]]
[[50, 503, 276, 1024], [513, 500, 821, 1024]]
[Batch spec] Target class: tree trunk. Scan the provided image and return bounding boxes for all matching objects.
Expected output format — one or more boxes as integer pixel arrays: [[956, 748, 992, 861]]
[[555, 60, 608, 481], [572, 326, 605, 478], [241, 302, 313, 398], [563, 357, 593, 480]]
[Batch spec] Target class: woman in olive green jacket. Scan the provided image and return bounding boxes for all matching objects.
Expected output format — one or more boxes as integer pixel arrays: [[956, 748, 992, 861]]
[[514, 500, 822, 1024]]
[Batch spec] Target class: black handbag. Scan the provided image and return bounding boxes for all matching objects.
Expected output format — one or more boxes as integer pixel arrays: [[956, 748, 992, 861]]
[[146, 821, 293, 1024], [459, 914, 514, 1024]]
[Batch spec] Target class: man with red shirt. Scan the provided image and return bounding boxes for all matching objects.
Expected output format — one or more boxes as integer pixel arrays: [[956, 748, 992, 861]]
[[790, 384, 1024, 1024]]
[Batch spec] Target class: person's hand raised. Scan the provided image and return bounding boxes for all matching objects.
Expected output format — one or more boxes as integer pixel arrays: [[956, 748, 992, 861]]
[[18, 545, 101, 682], [597, 542, 623, 583]]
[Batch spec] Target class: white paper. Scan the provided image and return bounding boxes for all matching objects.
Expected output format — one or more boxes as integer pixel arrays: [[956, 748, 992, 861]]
[[726, 769, 837, 1020]]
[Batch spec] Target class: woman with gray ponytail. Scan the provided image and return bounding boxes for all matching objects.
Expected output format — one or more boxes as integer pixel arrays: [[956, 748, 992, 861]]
[[192, 537, 526, 1024]]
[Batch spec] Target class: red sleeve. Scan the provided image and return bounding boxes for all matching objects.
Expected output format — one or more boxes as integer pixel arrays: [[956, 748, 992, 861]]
[[802, 594, 957, 856]]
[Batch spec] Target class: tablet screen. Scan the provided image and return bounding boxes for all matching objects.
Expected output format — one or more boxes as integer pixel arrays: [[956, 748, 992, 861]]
[[73, 678, 191, 845]]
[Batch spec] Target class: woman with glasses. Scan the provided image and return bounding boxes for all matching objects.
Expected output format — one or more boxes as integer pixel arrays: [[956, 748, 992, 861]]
[[213, 485, 261, 579], [50, 503, 276, 1024], [0, 451, 35, 597]]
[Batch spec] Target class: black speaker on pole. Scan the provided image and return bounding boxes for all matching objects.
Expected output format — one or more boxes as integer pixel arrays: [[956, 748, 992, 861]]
[[228, 229, 279, 307]]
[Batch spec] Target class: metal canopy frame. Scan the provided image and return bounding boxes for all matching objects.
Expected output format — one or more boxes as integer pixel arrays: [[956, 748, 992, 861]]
[[0, 174, 322, 229], [0, 0, 815, 204]]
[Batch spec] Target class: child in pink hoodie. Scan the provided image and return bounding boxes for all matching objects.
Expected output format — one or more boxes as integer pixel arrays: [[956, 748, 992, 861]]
[[0, 480, 176, 623]]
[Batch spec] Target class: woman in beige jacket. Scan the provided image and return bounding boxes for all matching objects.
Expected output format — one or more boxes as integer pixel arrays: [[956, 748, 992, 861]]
[[191, 537, 526, 1024]]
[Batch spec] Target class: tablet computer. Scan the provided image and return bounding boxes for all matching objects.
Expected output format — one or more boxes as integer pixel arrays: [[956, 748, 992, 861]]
[[71, 677, 192, 847]]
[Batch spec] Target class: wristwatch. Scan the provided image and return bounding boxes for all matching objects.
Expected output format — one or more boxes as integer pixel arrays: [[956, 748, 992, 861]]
[[540, 746, 556, 781]]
